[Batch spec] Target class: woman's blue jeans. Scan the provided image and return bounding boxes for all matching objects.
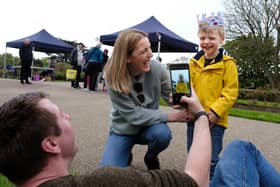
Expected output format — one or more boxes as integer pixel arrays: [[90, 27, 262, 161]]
[[100, 123, 172, 167], [187, 122, 225, 179], [211, 140, 280, 187]]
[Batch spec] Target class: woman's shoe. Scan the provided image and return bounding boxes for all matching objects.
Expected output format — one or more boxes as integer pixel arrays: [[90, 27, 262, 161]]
[[144, 154, 160, 170]]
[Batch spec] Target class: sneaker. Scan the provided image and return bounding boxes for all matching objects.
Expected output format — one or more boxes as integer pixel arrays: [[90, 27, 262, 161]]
[[144, 154, 160, 170], [127, 153, 133, 165], [26, 81, 32, 84], [20, 80, 24, 84]]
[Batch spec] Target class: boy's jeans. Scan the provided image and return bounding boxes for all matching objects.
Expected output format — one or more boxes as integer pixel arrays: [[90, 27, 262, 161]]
[[100, 123, 172, 167], [211, 140, 280, 187], [187, 123, 225, 179]]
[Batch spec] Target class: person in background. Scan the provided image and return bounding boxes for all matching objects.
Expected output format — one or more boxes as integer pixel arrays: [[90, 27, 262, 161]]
[[70, 43, 85, 88], [19, 38, 33, 84], [86, 41, 103, 91], [187, 13, 239, 179], [1, 91, 279, 187], [48, 60, 56, 80], [100, 29, 188, 170], [100, 48, 109, 91], [82, 48, 89, 90], [70, 43, 78, 88], [40, 59, 56, 82], [102, 49, 109, 68], [77, 43, 86, 88]]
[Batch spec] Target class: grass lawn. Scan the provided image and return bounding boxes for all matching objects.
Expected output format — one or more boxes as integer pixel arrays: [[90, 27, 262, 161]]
[[229, 108, 280, 123], [0, 175, 15, 187], [237, 99, 280, 108]]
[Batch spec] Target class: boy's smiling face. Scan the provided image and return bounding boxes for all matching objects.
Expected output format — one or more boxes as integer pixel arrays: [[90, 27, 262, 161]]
[[198, 28, 224, 59]]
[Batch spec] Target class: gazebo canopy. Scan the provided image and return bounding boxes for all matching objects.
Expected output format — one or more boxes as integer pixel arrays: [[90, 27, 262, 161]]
[[6, 29, 73, 53], [100, 16, 198, 53]]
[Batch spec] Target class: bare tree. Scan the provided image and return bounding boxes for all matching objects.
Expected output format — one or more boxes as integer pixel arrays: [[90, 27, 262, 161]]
[[224, 0, 280, 89]]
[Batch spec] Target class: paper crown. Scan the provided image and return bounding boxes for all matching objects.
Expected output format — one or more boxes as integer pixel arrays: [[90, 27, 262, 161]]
[[197, 12, 224, 27]]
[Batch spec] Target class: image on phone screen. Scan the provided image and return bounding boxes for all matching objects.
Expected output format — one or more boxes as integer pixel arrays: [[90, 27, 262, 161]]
[[169, 63, 191, 105]]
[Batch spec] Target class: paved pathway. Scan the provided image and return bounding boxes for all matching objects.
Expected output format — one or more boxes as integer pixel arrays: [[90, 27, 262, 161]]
[[0, 78, 279, 175]]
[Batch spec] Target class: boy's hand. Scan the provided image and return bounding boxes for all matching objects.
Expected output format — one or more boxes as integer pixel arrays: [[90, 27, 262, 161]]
[[207, 111, 219, 128]]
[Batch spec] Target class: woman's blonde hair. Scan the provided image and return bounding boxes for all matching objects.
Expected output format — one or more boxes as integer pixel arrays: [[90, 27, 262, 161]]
[[104, 29, 148, 94]]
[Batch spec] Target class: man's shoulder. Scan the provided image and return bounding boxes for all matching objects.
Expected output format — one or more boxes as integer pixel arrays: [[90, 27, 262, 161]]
[[38, 167, 198, 187], [37, 175, 73, 187], [37, 167, 147, 187]]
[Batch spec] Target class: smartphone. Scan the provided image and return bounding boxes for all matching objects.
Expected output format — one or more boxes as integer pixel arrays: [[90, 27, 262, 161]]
[[169, 63, 192, 105]]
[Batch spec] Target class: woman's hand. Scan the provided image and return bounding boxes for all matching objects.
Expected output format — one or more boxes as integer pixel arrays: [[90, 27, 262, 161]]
[[168, 109, 188, 122]]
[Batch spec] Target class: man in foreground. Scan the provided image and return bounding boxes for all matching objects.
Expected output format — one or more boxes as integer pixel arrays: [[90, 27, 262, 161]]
[[0, 91, 279, 187]]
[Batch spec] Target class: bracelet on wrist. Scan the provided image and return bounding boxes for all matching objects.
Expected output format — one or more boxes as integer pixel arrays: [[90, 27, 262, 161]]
[[194, 111, 208, 121]]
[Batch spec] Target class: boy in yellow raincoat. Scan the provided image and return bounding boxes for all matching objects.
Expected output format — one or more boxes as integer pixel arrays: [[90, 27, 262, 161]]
[[186, 13, 239, 179]]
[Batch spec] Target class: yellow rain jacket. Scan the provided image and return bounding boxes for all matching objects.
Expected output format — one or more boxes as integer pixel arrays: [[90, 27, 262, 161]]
[[176, 82, 188, 94], [189, 49, 238, 128]]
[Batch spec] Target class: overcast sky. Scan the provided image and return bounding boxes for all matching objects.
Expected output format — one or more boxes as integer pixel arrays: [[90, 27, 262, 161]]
[[1, 0, 224, 63]]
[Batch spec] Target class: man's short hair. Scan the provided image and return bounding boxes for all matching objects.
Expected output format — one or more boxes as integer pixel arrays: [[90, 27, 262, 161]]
[[0, 92, 61, 185]]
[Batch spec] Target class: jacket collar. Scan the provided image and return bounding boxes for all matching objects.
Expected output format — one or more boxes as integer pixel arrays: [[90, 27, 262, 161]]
[[193, 48, 224, 63]]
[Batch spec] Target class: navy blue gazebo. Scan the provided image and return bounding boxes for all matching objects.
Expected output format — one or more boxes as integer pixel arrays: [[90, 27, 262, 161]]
[[100, 16, 198, 54], [3, 29, 74, 77], [6, 29, 73, 53]]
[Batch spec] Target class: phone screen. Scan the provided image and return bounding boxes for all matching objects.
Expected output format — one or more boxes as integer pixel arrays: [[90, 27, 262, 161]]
[[169, 63, 191, 105]]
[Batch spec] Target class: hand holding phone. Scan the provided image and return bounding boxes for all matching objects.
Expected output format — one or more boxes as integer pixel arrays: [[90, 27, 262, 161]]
[[169, 63, 192, 105]]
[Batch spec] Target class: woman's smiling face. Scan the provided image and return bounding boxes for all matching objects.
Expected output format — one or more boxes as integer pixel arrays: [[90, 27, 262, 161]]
[[127, 37, 153, 76]]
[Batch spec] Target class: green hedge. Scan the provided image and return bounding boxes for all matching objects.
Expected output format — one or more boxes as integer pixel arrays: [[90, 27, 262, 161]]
[[238, 89, 280, 102]]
